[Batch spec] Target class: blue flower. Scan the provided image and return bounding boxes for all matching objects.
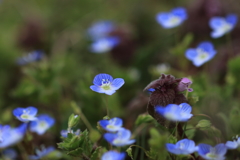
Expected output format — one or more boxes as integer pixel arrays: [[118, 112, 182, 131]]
[[197, 143, 227, 160], [88, 20, 115, 40], [29, 146, 55, 160], [210, 14, 238, 38], [17, 50, 44, 65], [104, 128, 135, 147], [2, 148, 17, 160], [60, 129, 81, 138], [90, 37, 119, 53], [0, 123, 27, 148], [185, 41, 217, 67], [156, 7, 187, 29], [90, 73, 125, 95], [29, 114, 55, 135], [166, 139, 198, 155], [99, 117, 123, 132], [101, 150, 126, 160], [13, 106, 38, 123], [155, 103, 193, 122], [225, 136, 240, 149]]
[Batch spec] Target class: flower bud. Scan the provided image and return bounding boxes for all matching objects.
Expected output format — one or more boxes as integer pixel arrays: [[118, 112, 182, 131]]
[[68, 114, 80, 128]]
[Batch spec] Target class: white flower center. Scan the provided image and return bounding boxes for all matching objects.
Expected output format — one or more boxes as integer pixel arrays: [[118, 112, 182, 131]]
[[101, 79, 111, 90]]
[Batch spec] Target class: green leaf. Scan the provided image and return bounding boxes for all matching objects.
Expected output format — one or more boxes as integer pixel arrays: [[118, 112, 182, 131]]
[[135, 114, 154, 126], [90, 147, 103, 160], [196, 120, 211, 130]]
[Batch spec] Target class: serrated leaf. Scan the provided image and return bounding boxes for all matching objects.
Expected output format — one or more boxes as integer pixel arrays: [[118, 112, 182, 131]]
[[90, 147, 102, 160]]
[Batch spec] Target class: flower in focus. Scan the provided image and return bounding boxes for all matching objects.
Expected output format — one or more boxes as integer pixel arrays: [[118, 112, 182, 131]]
[[185, 41, 217, 67], [156, 7, 187, 29], [197, 143, 227, 160], [101, 150, 126, 160], [155, 103, 193, 122], [90, 37, 119, 53], [90, 73, 125, 95], [177, 78, 193, 92], [60, 129, 81, 138], [87, 21, 115, 40], [209, 14, 238, 38], [29, 146, 55, 160], [2, 148, 18, 160], [225, 136, 240, 149], [29, 114, 55, 135], [13, 106, 38, 123], [166, 139, 198, 155], [0, 123, 27, 148], [17, 50, 44, 65], [104, 128, 135, 146], [99, 117, 123, 132]]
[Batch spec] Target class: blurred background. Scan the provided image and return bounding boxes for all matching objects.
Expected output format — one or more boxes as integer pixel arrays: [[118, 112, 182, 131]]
[[1, 0, 240, 159]]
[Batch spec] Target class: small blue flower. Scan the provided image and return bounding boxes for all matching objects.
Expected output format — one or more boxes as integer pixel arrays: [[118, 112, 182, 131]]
[[0, 123, 27, 148], [90, 73, 125, 95], [2, 148, 18, 160], [156, 7, 187, 29], [60, 129, 81, 138], [29, 146, 55, 160], [185, 41, 217, 67], [88, 20, 115, 40], [197, 143, 227, 160], [166, 139, 198, 155], [210, 14, 238, 38], [155, 103, 193, 122], [17, 50, 44, 65], [13, 106, 38, 123], [90, 37, 119, 53], [101, 150, 126, 160], [29, 114, 55, 135], [225, 136, 240, 149], [104, 128, 135, 147], [99, 117, 123, 132]]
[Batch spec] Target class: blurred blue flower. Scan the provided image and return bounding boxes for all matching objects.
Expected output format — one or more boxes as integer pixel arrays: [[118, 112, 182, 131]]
[[88, 20, 115, 40], [104, 128, 135, 146], [90, 37, 119, 53], [225, 136, 240, 149], [155, 103, 193, 122], [197, 143, 227, 160], [156, 7, 187, 29], [209, 14, 238, 38], [29, 114, 55, 135], [13, 106, 38, 123], [166, 139, 198, 155], [99, 117, 123, 132], [177, 78, 193, 92], [2, 148, 17, 160], [17, 50, 44, 65], [60, 129, 81, 138], [90, 73, 125, 95], [0, 123, 27, 148], [101, 150, 126, 160], [185, 41, 217, 67], [29, 146, 55, 160]]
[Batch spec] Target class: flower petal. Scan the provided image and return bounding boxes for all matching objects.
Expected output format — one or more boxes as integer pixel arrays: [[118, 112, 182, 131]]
[[93, 73, 113, 86], [226, 14, 238, 26], [185, 49, 197, 60], [111, 78, 125, 90], [172, 7, 187, 20]]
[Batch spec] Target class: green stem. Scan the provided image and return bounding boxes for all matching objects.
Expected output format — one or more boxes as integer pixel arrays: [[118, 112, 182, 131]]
[[130, 145, 147, 153], [71, 101, 93, 131], [226, 33, 234, 57], [182, 122, 187, 139], [193, 114, 212, 119]]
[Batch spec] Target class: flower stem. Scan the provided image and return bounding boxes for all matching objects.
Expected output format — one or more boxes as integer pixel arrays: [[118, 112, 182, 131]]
[[71, 101, 93, 131], [226, 33, 234, 58], [194, 114, 212, 120]]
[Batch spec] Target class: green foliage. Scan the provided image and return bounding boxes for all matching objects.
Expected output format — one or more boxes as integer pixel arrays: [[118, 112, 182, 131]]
[[68, 114, 80, 128], [135, 114, 154, 126], [126, 147, 134, 160], [196, 119, 212, 129], [58, 130, 93, 158], [90, 147, 107, 160], [229, 107, 240, 133], [147, 128, 168, 160], [226, 56, 240, 89]]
